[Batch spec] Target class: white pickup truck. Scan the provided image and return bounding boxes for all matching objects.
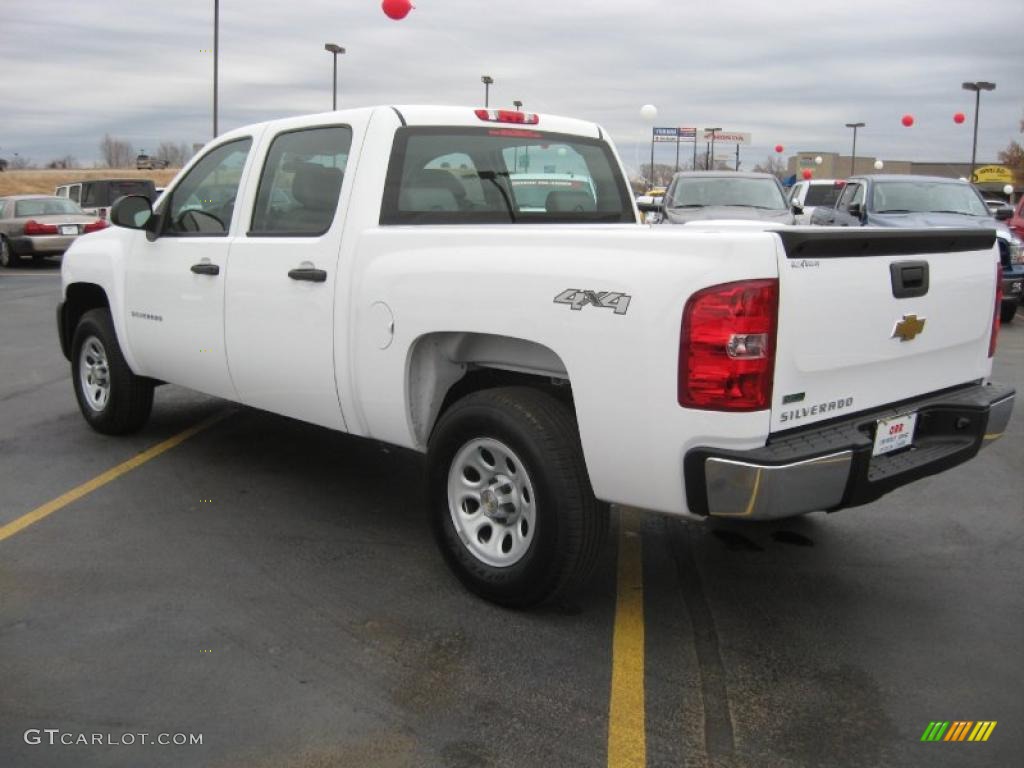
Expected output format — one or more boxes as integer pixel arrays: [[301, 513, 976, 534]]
[[57, 105, 1014, 607]]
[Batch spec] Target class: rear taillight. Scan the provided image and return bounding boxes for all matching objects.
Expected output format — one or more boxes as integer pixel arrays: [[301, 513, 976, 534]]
[[24, 220, 59, 235], [83, 220, 108, 233], [679, 279, 779, 411], [989, 261, 1002, 358], [474, 108, 539, 125]]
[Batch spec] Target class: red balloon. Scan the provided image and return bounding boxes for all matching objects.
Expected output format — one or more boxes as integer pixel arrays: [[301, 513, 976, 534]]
[[802, 169, 813, 180], [953, 112, 966, 124], [775, 144, 784, 153], [901, 114, 914, 127], [382, 0, 413, 20]]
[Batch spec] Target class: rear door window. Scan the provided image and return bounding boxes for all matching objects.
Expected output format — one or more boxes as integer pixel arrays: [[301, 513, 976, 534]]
[[381, 127, 633, 224], [250, 126, 352, 236]]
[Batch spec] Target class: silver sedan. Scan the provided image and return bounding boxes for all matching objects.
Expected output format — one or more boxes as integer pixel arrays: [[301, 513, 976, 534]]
[[0, 195, 106, 268]]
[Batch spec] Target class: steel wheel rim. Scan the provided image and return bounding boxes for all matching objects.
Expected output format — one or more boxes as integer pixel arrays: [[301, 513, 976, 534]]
[[79, 335, 111, 411], [447, 437, 536, 568]]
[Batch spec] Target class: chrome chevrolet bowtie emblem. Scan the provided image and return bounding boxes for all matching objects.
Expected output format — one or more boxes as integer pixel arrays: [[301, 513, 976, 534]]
[[892, 314, 926, 342]]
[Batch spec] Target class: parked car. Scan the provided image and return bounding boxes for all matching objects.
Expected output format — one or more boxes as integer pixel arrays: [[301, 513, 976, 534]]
[[56, 105, 1013, 607], [0, 195, 106, 267], [981, 196, 1013, 221], [1009, 197, 1024, 240], [788, 178, 845, 224], [810, 175, 1023, 322], [508, 174, 597, 213], [56, 178, 158, 222], [659, 171, 797, 225], [136, 153, 169, 170]]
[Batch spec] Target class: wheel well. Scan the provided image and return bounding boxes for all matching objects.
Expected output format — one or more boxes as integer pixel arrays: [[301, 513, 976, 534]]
[[60, 283, 109, 360], [407, 332, 572, 447]]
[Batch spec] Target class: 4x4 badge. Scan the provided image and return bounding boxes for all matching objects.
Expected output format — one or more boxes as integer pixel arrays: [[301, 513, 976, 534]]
[[554, 289, 631, 315], [892, 314, 926, 342]]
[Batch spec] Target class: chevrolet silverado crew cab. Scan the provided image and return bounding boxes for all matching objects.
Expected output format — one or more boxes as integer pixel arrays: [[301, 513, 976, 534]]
[[57, 106, 1015, 607]]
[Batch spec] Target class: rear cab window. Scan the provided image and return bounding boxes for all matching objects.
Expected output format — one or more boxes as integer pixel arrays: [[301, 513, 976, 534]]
[[380, 127, 633, 224], [804, 184, 844, 207]]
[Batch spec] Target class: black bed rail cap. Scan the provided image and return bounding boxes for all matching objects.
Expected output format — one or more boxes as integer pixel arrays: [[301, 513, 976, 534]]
[[777, 228, 997, 259]]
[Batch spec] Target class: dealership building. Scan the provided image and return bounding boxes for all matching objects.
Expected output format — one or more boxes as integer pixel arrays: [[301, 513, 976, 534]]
[[786, 153, 1018, 198]]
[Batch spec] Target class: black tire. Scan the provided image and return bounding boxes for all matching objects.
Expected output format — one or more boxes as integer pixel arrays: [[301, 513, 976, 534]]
[[427, 386, 608, 608], [0, 236, 18, 268], [71, 308, 154, 434], [1000, 302, 1018, 324]]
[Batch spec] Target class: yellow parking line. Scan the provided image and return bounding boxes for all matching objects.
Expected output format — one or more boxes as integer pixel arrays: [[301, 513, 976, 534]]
[[608, 507, 646, 768], [0, 410, 231, 543]]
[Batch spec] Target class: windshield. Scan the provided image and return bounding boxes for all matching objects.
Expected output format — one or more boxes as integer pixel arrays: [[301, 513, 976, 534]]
[[14, 198, 84, 217], [381, 127, 633, 224], [668, 176, 787, 210], [872, 181, 989, 216]]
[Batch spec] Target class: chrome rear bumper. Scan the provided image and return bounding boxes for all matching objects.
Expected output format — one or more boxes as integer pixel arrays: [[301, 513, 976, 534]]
[[686, 382, 1015, 521]]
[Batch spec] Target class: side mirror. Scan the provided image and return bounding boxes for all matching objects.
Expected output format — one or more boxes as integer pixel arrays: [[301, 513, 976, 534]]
[[994, 208, 1012, 221], [847, 202, 864, 218], [110, 195, 153, 230], [791, 202, 804, 215]]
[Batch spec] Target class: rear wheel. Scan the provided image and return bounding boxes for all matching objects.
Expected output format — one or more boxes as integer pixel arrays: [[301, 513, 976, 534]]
[[0, 237, 18, 268], [427, 387, 608, 608], [71, 308, 154, 434]]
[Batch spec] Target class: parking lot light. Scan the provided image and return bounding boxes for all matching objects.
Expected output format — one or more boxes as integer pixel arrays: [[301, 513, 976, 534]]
[[845, 122, 865, 175], [481, 76, 494, 108], [324, 44, 346, 111], [513, 100, 523, 112], [962, 81, 996, 183]]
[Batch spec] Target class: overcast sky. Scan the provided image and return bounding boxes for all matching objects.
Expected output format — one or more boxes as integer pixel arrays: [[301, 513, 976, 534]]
[[3, 0, 1022, 173]]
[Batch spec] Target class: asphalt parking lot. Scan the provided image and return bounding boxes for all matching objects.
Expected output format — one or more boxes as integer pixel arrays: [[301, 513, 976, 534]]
[[1, 260, 1022, 768]]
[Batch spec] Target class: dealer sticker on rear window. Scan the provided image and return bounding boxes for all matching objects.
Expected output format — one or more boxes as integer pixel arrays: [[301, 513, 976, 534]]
[[873, 413, 918, 456]]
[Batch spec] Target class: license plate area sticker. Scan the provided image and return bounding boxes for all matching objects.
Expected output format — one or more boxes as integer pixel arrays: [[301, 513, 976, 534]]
[[873, 412, 918, 456]]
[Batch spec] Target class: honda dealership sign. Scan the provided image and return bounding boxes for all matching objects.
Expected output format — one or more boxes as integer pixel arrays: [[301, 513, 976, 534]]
[[701, 130, 751, 144]]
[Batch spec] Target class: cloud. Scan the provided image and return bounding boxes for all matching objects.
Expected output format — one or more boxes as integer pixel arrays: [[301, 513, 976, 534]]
[[2, 0, 1021, 170]]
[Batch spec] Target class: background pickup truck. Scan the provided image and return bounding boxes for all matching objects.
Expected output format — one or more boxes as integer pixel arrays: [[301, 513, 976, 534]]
[[809, 173, 1024, 322], [57, 106, 1014, 607]]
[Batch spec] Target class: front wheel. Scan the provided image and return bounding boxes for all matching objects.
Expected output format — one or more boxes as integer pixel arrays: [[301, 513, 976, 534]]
[[71, 308, 154, 434], [1000, 302, 1018, 324], [427, 387, 608, 608]]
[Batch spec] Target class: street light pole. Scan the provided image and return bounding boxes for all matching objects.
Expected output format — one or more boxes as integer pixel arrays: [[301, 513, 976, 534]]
[[705, 128, 721, 170], [324, 44, 346, 110], [481, 76, 493, 108], [845, 122, 865, 176], [512, 100, 522, 111], [213, 0, 219, 137], [962, 81, 996, 183]]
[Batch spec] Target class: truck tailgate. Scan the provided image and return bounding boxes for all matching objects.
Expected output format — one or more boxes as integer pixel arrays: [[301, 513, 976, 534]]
[[771, 229, 999, 433]]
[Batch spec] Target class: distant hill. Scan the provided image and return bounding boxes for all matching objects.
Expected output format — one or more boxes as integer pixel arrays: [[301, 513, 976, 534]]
[[0, 168, 181, 197]]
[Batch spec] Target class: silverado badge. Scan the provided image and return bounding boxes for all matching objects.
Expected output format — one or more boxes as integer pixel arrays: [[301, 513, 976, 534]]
[[891, 314, 926, 342]]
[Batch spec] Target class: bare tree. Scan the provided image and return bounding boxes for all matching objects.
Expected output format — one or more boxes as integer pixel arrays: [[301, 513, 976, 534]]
[[99, 134, 135, 168], [752, 155, 786, 178], [46, 155, 78, 170], [155, 141, 192, 168], [9, 154, 34, 170]]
